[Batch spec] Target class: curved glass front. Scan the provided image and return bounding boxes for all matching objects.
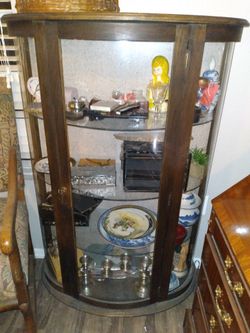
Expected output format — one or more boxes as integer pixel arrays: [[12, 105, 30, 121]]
[[28, 37, 226, 304]]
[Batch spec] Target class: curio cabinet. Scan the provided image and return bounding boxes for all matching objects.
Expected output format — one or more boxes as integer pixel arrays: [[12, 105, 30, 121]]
[[3, 11, 248, 314]]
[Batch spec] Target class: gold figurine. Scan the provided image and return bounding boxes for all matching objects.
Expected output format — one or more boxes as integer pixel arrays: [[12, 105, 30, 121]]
[[147, 55, 170, 113]]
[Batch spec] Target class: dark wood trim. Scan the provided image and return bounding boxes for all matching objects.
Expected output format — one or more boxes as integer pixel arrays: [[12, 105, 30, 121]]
[[33, 21, 78, 297], [5, 20, 246, 42], [3, 12, 249, 26], [59, 21, 177, 41], [5, 21, 34, 37], [150, 24, 206, 302], [17, 37, 33, 107], [27, 113, 47, 201], [3, 12, 248, 42], [59, 22, 244, 42]]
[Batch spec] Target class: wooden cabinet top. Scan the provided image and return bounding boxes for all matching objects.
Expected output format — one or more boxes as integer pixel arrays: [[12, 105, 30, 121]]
[[3, 12, 249, 42], [212, 175, 250, 285]]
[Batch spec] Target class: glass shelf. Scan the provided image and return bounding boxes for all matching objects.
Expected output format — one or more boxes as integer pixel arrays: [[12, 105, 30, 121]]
[[40, 165, 201, 201], [28, 104, 213, 132], [72, 166, 159, 201], [72, 174, 201, 201], [68, 112, 213, 131]]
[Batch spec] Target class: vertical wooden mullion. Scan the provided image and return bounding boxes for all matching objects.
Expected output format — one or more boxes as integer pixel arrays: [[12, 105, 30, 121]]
[[17, 37, 33, 107], [34, 21, 78, 297], [28, 113, 47, 201], [150, 24, 206, 302]]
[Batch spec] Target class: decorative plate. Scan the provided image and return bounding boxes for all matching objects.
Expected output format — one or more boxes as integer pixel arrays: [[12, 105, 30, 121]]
[[27, 77, 41, 102], [35, 157, 50, 174], [98, 205, 157, 249], [35, 157, 76, 174]]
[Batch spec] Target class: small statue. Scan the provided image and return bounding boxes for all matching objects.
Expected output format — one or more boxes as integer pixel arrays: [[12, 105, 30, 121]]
[[147, 55, 170, 113], [197, 58, 220, 113]]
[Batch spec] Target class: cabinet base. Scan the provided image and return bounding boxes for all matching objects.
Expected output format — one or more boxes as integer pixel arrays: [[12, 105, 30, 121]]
[[42, 261, 197, 316]]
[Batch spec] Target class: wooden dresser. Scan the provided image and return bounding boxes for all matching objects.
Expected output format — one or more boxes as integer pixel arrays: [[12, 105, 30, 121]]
[[184, 175, 250, 333]]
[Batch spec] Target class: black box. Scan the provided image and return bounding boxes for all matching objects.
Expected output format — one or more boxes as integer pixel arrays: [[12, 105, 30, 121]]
[[123, 141, 190, 192], [39, 192, 102, 226], [123, 141, 163, 191]]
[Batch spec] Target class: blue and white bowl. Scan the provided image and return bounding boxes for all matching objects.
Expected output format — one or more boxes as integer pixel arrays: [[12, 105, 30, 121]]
[[179, 207, 200, 227], [97, 206, 157, 249], [181, 192, 201, 209]]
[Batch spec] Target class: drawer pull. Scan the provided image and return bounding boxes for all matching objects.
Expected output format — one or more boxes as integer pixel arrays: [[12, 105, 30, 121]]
[[215, 285, 233, 329], [224, 269, 245, 298], [224, 255, 233, 269], [234, 282, 244, 298], [209, 315, 217, 330]]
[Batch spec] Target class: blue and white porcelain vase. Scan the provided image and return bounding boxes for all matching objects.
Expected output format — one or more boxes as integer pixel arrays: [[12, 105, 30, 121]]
[[179, 191, 201, 227], [180, 192, 201, 209], [179, 207, 200, 227]]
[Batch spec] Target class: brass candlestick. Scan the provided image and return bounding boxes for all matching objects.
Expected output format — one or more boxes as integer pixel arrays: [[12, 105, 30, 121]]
[[140, 255, 152, 273], [102, 258, 113, 279], [79, 254, 93, 296], [120, 253, 131, 273], [136, 270, 150, 299]]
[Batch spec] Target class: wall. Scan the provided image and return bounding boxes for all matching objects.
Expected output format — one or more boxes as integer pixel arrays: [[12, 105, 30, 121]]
[[119, 1, 250, 258]]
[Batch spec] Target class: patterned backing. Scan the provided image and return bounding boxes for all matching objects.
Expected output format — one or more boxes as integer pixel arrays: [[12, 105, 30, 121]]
[[0, 199, 29, 300], [0, 78, 19, 192]]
